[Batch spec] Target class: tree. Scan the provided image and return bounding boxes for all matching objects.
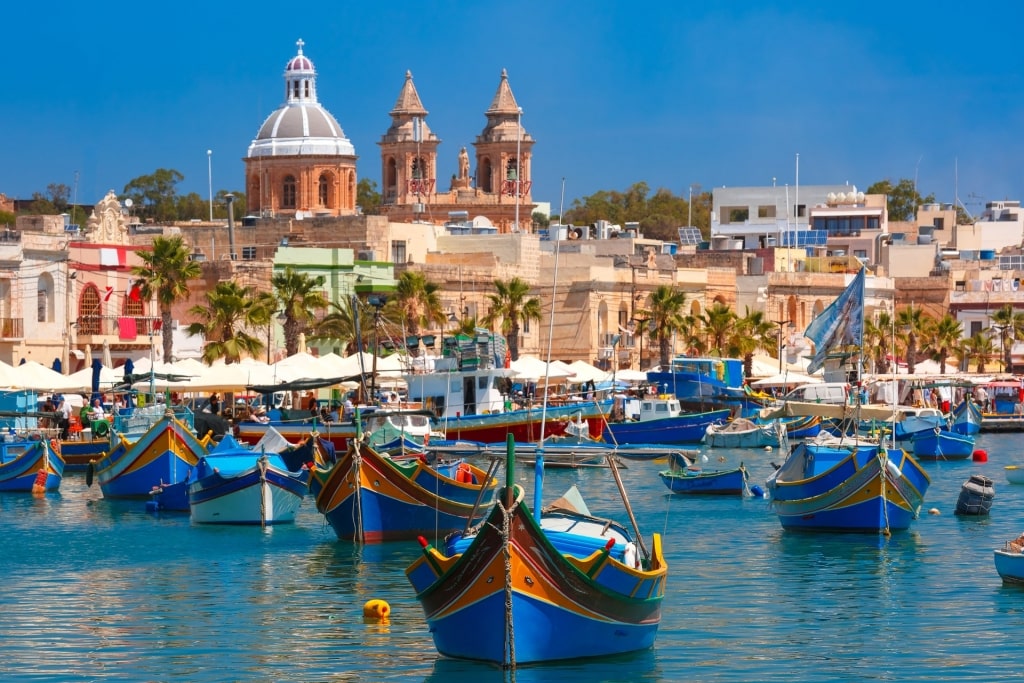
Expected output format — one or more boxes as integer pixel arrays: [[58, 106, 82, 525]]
[[865, 178, 935, 222], [357, 178, 382, 215], [895, 304, 931, 374], [272, 267, 329, 357], [131, 235, 202, 361], [927, 314, 963, 374], [532, 211, 550, 231], [644, 285, 687, 369], [388, 271, 444, 355], [960, 332, 995, 373], [730, 307, 775, 379], [186, 281, 268, 364], [864, 312, 893, 374], [483, 277, 542, 361], [701, 303, 736, 356], [988, 304, 1024, 373], [123, 168, 184, 222], [311, 297, 362, 354]]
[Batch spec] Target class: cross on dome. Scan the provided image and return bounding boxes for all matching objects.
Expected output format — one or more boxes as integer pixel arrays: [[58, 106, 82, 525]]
[[296, 38, 304, 54]]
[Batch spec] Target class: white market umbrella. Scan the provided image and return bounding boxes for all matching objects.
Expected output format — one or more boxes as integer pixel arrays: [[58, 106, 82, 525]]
[[9, 360, 84, 392], [66, 365, 123, 392], [510, 355, 573, 381], [271, 352, 334, 381], [750, 372, 822, 388], [567, 360, 612, 385]]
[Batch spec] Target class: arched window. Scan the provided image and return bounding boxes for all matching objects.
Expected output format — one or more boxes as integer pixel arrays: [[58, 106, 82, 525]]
[[411, 157, 425, 179], [79, 285, 102, 335], [318, 173, 330, 206], [37, 272, 54, 323], [506, 157, 519, 180], [282, 175, 297, 209], [479, 158, 493, 193]]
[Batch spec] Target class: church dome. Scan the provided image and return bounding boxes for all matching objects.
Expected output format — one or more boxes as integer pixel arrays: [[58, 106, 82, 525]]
[[247, 39, 356, 159]]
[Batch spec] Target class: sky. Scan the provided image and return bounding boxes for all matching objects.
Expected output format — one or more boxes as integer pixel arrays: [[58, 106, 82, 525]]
[[5, 1, 1024, 215]]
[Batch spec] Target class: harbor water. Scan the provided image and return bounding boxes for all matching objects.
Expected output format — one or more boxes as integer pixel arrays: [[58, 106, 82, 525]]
[[5, 433, 1024, 682]]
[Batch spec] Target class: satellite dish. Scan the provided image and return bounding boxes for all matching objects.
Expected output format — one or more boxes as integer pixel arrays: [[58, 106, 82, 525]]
[[124, 198, 134, 208]]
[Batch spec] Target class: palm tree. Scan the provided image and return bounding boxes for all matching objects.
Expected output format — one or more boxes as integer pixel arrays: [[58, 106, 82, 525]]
[[131, 235, 202, 362], [730, 307, 775, 378], [186, 281, 268, 364], [272, 267, 329, 357], [388, 271, 444, 356], [928, 314, 964, 374], [483, 277, 542, 361], [864, 312, 893, 374], [701, 302, 736, 356], [895, 304, 930, 374], [961, 332, 996, 373], [645, 285, 687, 369], [311, 296, 371, 355], [989, 304, 1024, 372]]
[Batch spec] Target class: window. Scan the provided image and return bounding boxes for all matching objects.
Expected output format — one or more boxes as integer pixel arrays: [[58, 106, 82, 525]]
[[79, 285, 102, 335], [506, 157, 519, 180], [757, 205, 776, 218], [867, 216, 880, 230], [318, 174, 329, 206], [242, 246, 257, 260], [391, 240, 407, 264], [411, 157, 425, 180], [721, 206, 748, 224], [282, 175, 296, 209]]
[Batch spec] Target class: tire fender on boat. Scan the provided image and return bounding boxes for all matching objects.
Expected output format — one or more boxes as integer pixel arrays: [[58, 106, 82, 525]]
[[85, 461, 95, 487]]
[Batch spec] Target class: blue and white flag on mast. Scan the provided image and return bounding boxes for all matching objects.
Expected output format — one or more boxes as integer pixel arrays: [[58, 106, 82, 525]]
[[804, 268, 865, 375]]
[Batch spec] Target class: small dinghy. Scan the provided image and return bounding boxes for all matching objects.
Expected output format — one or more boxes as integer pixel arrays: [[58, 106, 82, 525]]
[[955, 474, 995, 516]]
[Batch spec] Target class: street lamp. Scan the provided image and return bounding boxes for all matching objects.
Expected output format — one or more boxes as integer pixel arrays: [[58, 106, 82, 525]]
[[773, 318, 792, 373], [207, 149, 213, 222]]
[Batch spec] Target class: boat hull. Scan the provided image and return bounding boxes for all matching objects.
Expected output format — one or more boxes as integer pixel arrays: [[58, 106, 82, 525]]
[[767, 442, 930, 533], [911, 430, 974, 460], [92, 414, 205, 499], [190, 459, 308, 525], [0, 439, 64, 492], [406, 485, 666, 665], [603, 408, 730, 445], [659, 467, 746, 495], [310, 443, 496, 542], [995, 549, 1024, 584]]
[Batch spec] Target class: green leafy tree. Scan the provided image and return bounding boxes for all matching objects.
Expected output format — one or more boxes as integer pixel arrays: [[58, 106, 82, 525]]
[[186, 281, 268, 364], [387, 271, 444, 355], [532, 211, 550, 231], [272, 267, 329, 357], [961, 332, 995, 373], [482, 277, 542, 361], [988, 304, 1024, 372], [730, 307, 775, 378], [357, 178, 382, 215], [123, 168, 184, 222], [644, 285, 687, 369], [927, 314, 964, 374], [701, 302, 736, 356], [0, 210, 15, 226], [131, 235, 202, 361], [175, 192, 207, 221], [895, 304, 931, 374], [214, 190, 247, 220], [865, 178, 935, 222]]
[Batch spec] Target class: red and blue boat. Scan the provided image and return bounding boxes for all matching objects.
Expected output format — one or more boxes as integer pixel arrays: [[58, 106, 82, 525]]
[[310, 439, 497, 542]]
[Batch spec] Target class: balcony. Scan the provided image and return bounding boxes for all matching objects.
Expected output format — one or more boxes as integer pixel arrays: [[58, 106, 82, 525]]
[[0, 317, 23, 339], [74, 315, 161, 341]]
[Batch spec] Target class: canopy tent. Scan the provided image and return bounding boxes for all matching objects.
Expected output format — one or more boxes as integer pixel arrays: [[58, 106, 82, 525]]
[[566, 360, 612, 385], [750, 372, 822, 388], [66, 364, 124, 392], [8, 360, 83, 392], [612, 368, 648, 383], [510, 355, 574, 381]]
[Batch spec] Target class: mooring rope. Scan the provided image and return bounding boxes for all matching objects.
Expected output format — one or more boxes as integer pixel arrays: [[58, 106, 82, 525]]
[[498, 495, 518, 670], [258, 455, 268, 529]]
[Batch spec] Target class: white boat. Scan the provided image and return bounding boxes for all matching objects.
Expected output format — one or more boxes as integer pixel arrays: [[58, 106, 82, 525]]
[[188, 434, 309, 525], [1005, 465, 1024, 485], [705, 418, 780, 449]]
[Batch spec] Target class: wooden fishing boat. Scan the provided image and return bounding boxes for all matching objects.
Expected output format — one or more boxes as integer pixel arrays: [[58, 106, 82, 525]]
[[88, 406, 209, 508], [766, 430, 931, 533], [0, 435, 63, 492], [602, 395, 729, 445], [188, 434, 309, 525], [705, 417, 780, 448], [911, 428, 975, 461], [950, 397, 982, 436], [309, 439, 497, 542], [406, 438, 666, 665], [658, 451, 747, 495]]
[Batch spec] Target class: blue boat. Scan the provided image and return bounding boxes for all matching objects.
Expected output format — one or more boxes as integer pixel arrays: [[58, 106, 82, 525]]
[[405, 437, 667, 665], [603, 394, 729, 445], [189, 434, 310, 525], [911, 428, 975, 461], [951, 397, 982, 436], [0, 435, 63, 492], [892, 407, 947, 441], [89, 406, 208, 506], [645, 356, 746, 405], [659, 452, 747, 495], [766, 435, 931, 533]]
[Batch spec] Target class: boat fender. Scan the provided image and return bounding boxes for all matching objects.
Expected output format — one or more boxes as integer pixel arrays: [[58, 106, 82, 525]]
[[974, 449, 988, 462], [363, 599, 391, 622], [623, 542, 638, 569], [49, 439, 61, 457], [85, 461, 95, 487], [455, 462, 473, 484], [749, 484, 765, 498], [31, 468, 48, 494]]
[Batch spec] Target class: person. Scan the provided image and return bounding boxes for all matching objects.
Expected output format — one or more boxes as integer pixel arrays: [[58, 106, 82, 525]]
[[975, 385, 989, 413], [252, 406, 270, 424], [208, 393, 221, 415], [88, 398, 105, 422], [342, 397, 355, 421], [58, 395, 72, 440]]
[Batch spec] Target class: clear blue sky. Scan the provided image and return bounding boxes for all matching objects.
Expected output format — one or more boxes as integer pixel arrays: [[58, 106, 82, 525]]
[[5, 1, 1024, 215]]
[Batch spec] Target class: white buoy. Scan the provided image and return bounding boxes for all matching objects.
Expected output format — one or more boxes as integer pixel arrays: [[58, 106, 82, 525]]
[[928, 508, 941, 515], [764, 445, 773, 452]]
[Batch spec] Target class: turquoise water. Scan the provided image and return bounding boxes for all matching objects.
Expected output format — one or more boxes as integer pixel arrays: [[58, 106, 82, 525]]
[[3, 434, 1024, 682]]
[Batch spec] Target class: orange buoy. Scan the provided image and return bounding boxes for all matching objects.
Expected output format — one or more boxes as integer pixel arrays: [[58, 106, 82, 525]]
[[31, 468, 48, 494], [973, 449, 988, 462], [455, 462, 473, 483], [363, 599, 391, 621]]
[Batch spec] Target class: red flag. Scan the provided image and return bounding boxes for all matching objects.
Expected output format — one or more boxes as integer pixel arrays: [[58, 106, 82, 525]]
[[128, 284, 142, 301]]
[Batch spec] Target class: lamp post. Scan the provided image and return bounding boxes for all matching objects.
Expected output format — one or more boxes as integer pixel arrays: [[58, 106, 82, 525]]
[[207, 149, 213, 222], [773, 318, 792, 373], [632, 318, 650, 371]]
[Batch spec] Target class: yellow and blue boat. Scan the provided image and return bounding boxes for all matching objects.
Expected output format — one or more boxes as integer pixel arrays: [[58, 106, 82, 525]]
[[0, 435, 63, 492], [406, 437, 666, 665]]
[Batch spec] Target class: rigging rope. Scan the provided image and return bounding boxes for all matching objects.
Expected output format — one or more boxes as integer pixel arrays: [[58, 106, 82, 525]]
[[499, 495, 517, 670]]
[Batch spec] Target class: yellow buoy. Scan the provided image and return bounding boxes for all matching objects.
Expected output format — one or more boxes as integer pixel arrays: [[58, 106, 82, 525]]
[[363, 599, 391, 621]]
